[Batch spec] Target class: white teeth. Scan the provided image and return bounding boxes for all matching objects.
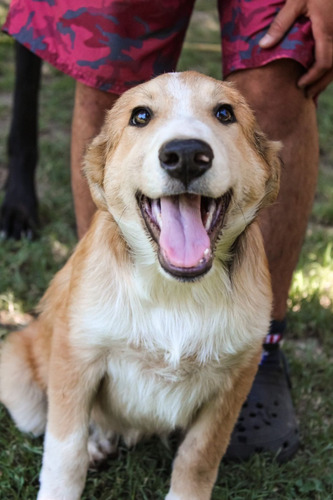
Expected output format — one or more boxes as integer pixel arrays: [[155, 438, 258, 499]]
[[204, 200, 216, 230], [200, 249, 211, 265], [151, 199, 162, 228]]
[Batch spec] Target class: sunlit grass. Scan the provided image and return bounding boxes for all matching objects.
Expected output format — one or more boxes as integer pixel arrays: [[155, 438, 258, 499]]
[[292, 237, 333, 303]]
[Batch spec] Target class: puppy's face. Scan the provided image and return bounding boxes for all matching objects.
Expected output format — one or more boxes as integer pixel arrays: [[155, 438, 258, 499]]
[[85, 72, 280, 280]]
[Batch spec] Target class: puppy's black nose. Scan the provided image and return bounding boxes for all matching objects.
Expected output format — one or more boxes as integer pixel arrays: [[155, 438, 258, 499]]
[[159, 139, 214, 186]]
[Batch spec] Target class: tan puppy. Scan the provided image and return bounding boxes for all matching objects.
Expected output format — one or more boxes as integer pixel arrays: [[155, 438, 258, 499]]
[[0, 72, 280, 500]]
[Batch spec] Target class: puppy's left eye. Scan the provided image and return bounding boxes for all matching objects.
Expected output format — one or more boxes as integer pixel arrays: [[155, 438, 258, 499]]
[[215, 104, 236, 124], [130, 107, 152, 127]]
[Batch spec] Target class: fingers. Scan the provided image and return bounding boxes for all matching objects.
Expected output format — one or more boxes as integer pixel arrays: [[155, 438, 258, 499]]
[[258, 0, 333, 96], [298, 21, 333, 90], [303, 68, 333, 99], [259, 2, 303, 48]]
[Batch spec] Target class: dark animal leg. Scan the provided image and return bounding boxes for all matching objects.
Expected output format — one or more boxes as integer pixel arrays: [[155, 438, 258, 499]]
[[1, 41, 42, 239]]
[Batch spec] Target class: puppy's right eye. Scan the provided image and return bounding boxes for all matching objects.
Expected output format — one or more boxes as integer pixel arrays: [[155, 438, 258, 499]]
[[130, 107, 152, 127]]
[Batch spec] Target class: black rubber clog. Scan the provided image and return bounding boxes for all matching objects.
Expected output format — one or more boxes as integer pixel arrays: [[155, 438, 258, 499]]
[[225, 348, 300, 463]]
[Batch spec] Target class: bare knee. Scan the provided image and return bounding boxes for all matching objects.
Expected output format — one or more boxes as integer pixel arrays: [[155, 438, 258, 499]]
[[72, 82, 119, 141], [226, 59, 315, 139]]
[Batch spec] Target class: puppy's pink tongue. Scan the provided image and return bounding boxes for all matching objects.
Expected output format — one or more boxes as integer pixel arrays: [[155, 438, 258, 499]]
[[159, 194, 211, 268]]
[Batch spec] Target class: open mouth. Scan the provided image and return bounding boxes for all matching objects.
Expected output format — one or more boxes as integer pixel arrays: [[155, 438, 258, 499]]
[[137, 190, 232, 280]]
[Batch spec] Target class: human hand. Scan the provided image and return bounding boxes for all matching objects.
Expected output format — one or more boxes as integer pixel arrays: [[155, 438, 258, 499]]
[[259, 0, 333, 98]]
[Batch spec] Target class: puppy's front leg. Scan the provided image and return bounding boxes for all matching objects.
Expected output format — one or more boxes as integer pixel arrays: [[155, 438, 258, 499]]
[[37, 342, 103, 500], [166, 351, 261, 500]]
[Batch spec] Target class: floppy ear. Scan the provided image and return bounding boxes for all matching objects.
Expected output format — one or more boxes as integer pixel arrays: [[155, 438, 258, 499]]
[[252, 129, 282, 209], [233, 92, 281, 211], [83, 129, 109, 210]]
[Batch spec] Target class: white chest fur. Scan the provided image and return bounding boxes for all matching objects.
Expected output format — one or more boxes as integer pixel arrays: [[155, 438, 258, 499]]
[[71, 261, 269, 437], [102, 344, 231, 434]]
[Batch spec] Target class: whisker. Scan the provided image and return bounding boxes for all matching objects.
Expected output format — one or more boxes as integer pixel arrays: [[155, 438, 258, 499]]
[[113, 205, 128, 225], [235, 201, 247, 227]]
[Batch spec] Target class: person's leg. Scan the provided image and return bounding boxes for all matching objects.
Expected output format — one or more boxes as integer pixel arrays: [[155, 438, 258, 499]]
[[71, 82, 119, 238], [224, 59, 318, 461], [227, 59, 319, 321]]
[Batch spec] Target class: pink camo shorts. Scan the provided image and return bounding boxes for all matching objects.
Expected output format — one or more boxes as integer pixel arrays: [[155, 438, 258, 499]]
[[3, 0, 314, 94]]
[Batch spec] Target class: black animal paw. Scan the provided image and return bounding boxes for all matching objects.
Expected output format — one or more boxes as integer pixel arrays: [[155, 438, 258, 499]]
[[0, 182, 39, 240]]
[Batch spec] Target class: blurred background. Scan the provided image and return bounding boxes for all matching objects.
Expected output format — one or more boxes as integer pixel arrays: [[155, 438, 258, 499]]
[[0, 1, 332, 498]]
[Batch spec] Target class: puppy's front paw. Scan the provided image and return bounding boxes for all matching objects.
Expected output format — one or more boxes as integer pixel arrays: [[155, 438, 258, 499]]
[[88, 425, 119, 467], [165, 487, 211, 500], [165, 493, 182, 500]]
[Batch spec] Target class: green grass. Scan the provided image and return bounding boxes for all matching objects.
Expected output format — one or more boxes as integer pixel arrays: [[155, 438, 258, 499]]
[[0, 2, 333, 499]]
